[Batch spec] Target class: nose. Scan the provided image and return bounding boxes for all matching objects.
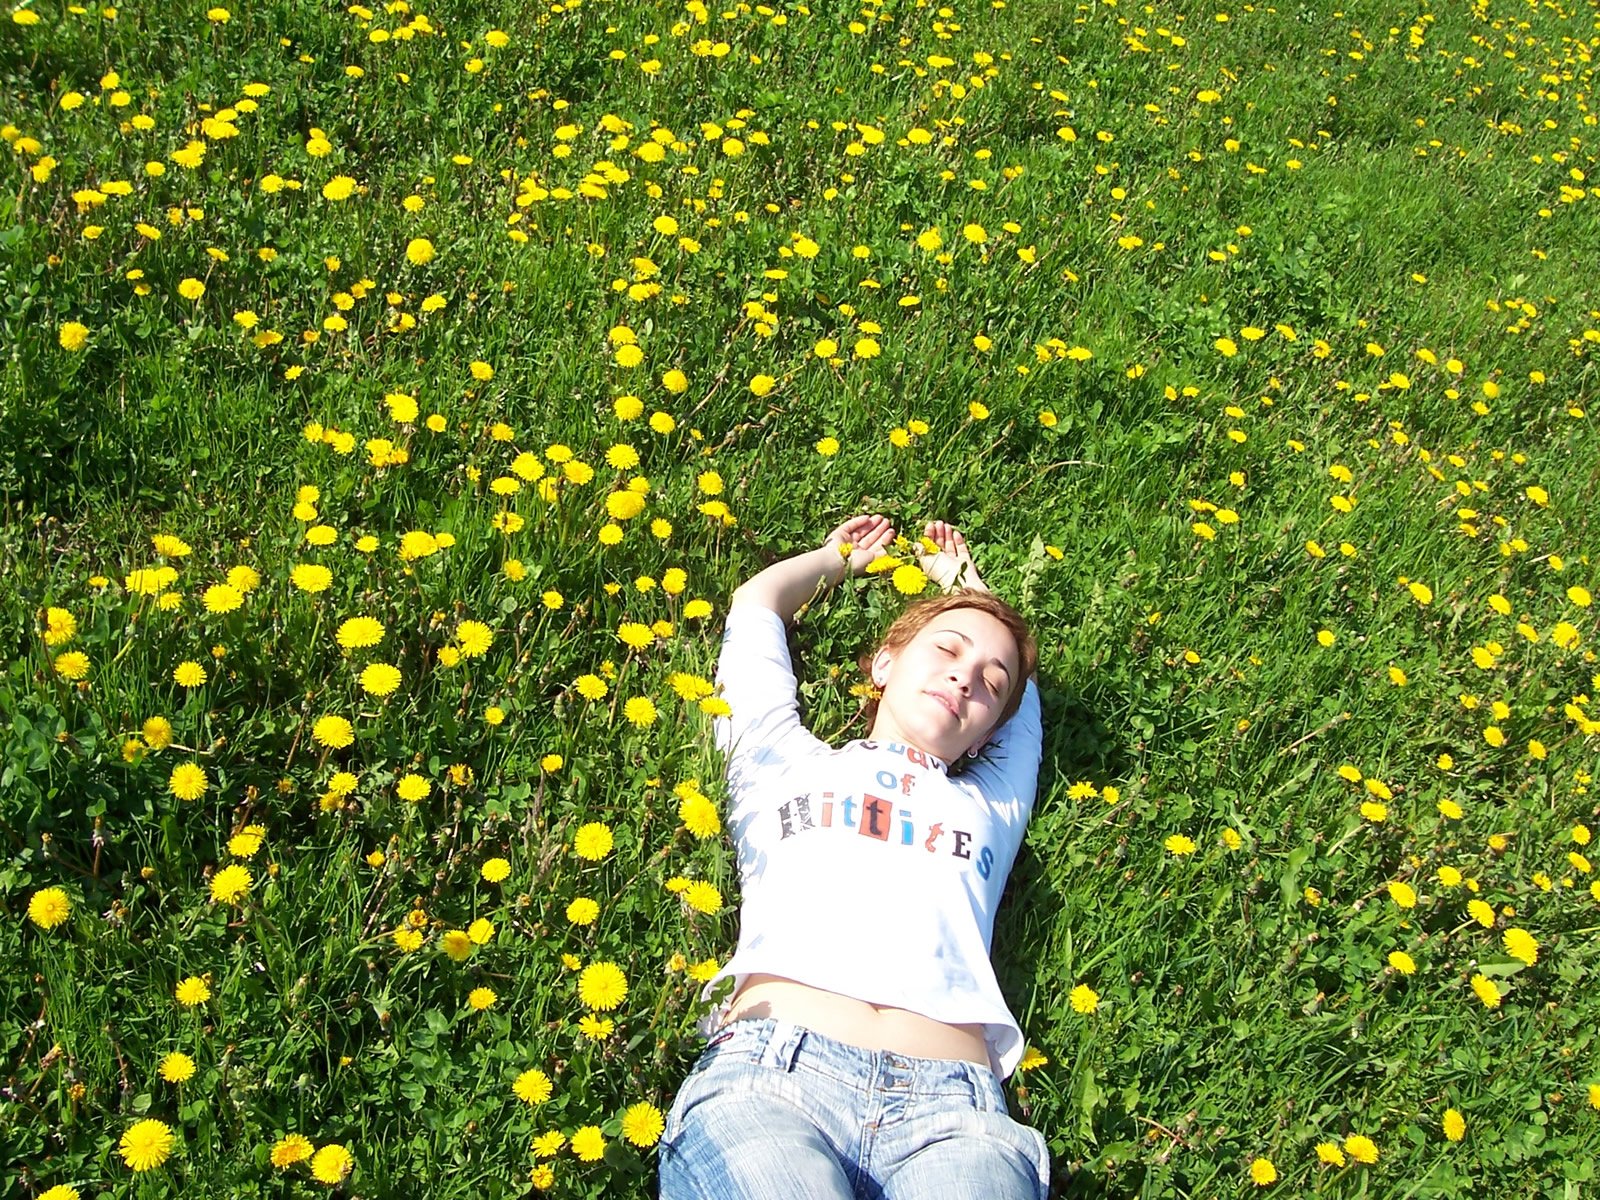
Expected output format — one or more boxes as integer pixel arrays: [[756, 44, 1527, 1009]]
[[947, 667, 972, 695]]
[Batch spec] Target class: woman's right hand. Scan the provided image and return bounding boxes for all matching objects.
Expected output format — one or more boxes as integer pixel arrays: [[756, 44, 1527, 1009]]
[[823, 514, 896, 576]]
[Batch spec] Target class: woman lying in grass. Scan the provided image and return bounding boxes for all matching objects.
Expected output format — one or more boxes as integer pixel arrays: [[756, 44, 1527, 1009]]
[[658, 516, 1049, 1199]]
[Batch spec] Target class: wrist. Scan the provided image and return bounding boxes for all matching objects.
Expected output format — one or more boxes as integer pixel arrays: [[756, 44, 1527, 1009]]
[[812, 543, 850, 585]]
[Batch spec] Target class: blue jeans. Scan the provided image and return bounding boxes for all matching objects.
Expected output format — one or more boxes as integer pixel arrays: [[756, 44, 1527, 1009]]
[[658, 1018, 1051, 1199]]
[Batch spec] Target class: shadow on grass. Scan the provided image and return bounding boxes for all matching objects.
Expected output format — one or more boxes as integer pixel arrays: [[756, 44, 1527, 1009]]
[[992, 673, 1142, 1198]]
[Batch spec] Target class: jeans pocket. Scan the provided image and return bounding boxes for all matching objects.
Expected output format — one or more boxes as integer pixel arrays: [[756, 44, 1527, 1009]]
[[662, 1064, 714, 1149], [662, 1056, 802, 1151], [986, 1111, 1052, 1200]]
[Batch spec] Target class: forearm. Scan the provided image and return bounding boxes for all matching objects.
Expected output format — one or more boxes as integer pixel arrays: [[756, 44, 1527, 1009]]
[[731, 546, 848, 624]]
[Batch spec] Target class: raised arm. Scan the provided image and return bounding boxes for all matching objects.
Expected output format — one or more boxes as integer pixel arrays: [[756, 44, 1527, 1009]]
[[730, 514, 897, 625]]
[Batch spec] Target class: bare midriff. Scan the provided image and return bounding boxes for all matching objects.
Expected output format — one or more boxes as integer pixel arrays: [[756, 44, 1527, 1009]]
[[721, 973, 990, 1068]]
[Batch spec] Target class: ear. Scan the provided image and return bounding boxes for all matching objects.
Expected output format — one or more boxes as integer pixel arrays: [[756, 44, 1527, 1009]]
[[871, 649, 893, 686]]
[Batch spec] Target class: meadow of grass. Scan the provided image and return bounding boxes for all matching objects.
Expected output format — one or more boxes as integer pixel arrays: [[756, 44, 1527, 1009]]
[[4, 0, 1600, 1194]]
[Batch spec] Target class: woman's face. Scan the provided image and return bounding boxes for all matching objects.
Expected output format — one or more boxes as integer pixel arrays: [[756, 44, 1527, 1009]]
[[868, 606, 1021, 764]]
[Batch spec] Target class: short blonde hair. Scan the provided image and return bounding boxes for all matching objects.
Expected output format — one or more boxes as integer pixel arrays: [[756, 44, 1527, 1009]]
[[855, 589, 1037, 748]]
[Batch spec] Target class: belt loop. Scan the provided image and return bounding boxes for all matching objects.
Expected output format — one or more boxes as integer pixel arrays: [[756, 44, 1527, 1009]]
[[760, 1020, 806, 1072], [760, 1019, 791, 1070], [782, 1024, 808, 1072], [965, 1060, 998, 1113]]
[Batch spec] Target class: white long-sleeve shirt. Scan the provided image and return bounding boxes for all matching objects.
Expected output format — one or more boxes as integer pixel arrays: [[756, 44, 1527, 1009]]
[[697, 602, 1043, 1078]]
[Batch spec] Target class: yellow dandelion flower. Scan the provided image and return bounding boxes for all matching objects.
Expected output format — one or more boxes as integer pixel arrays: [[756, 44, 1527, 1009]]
[[169, 762, 208, 802], [289, 563, 333, 593], [321, 175, 357, 202], [311, 715, 354, 749], [202, 583, 243, 613], [310, 1143, 353, 1184], [270, 1132, 313, 1167], [515, 1068, 553, 1104], [892, 564, 929, 595], [481, 857, 510, 883], [335, 616, 385, 649], [53, 650, 90, 680], [27, 886, 71, 930], [621, 1102, 665, 1148], [574, 821, 614, 860], [209, 864, 252, 904], [1470, 973, 1502, 1008], [158, 1051, 196, 1083], [1442, 1108, 1466, 1142], [1343, 1135, 1378, 1164], [570, 1125, 606, 1162], [173, 660, 207, 688], [682, 880, 722, 914], [396, 774, 430, 802], [456, 620, 493, 657], [359, 662, 401, 697], [1502, 927, 1539, 965], [119, 1118, 175, 1172], [578, 960, 628, 1010], [440, 929, 473, 962], [679, 791, 721, 839], [43, 606, 77, 646]]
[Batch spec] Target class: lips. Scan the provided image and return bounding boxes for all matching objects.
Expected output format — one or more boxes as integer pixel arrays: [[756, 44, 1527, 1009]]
[[925, 689, 960, 718]]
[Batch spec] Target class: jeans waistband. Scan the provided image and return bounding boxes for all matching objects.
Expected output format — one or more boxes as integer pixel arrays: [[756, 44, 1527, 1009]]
[[702, 1017, 1007, 1112]]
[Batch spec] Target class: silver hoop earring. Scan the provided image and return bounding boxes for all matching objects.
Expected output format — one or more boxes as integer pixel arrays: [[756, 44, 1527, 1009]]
[[966, 748, 979, 759]]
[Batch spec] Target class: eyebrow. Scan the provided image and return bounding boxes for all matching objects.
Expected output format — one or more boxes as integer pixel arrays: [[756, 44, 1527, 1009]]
[[934, 628, 1013, 682]]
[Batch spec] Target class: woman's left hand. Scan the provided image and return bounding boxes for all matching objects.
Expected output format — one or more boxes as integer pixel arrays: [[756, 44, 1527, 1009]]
[[917, 520, 988, 592]]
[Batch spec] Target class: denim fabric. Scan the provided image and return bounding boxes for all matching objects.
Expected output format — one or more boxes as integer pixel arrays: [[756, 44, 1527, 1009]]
[[658, 1018, 1051, 1199]]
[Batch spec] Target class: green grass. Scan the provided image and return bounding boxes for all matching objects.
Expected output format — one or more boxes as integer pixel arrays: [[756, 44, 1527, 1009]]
[[4, 0, 1600, 1195]]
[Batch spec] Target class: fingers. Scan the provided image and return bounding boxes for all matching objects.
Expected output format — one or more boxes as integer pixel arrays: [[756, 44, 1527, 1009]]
[[921, 520, 968, 557], [854, 514, 895, 548], [830, 514, 889, 545], [834, 515, 896, 573]]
